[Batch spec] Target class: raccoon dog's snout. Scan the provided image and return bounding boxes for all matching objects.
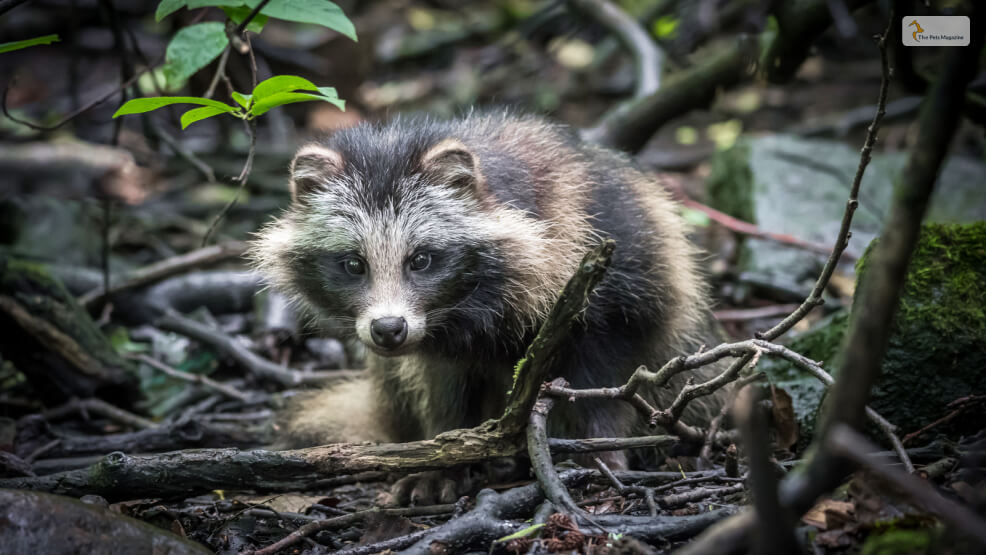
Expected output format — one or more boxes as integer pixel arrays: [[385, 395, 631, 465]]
[[370, 317, 408, 349]]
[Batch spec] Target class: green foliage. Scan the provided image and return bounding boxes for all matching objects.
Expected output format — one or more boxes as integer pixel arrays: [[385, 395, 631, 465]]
[[162, 22, 229, 89], [652, 15, 678, 39], [113, 75, 343, 129], [0, 34, 60, 54], [155, 0, 356, 40], [495, 523, 544, 543]]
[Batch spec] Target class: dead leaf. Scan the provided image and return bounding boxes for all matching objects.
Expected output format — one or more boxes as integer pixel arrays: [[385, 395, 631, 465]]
[[770, 385, 799, 449], [803, 499, 854, 529]]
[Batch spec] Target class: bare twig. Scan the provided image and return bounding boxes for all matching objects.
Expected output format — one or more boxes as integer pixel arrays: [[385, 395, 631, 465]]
[[155, 310, 349, 387], [244, 502, 456, 555], [130, 353, 252, 402], [204, 45, 231, 100], [828, 425, 986, 549], [202, 118, 257, 246], [79, 241, 248, 308], [735, 386, 797, 555], [234, 0, 271, 35], [594, 457, 658, 516], [42, 398, 155, 430], [2, 60, 158, 132], [759, 12, 892, 342], [680, 198, 842, 258], [902, 395, 986, 446], [528, 379, 585, 516]]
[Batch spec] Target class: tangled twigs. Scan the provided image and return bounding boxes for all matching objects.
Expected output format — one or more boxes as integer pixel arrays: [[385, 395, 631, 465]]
[[828, 425, 986, 549], [243, 503, 457, 555]]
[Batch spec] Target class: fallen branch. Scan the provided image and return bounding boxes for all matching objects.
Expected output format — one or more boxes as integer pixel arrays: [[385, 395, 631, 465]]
[[583, 36, 758, 153], [42, 397, 155, 430], [79, 242, 247, 308], [155, 310, 345, 388], [568, 0, 662, 98]]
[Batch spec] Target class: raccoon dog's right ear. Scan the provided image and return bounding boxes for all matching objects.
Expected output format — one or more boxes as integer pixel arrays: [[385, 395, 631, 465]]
[[420, 139, 485, 192], [289, 144, 344, 204]]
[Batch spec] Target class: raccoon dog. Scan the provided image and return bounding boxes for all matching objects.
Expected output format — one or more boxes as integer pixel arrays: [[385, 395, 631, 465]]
[[251, 112, 721, 473]]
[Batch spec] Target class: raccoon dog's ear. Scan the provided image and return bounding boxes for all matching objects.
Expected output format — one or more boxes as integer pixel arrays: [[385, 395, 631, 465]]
[[290, 144, 344, 204], [420, 139, 484, 192]]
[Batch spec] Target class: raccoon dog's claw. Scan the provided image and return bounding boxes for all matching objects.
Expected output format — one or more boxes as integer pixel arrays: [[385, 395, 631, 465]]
[[385, 470, 462, 506]]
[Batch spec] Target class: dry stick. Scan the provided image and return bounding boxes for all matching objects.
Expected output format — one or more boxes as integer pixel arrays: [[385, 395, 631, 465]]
[[42, 398, 156, 430], [155, 310, 351, 387], [680, 198, 838, 258], [202, 117, 257, 246], [130, 353, 251, 402], [659, 483, 746, 509], [735, 386, 798, 555], [545, 338, 909, 468], [549, 435, 676, 454], [243, 503, 456, 555], [594, 457, 658, 516], [568, 0, 662, 97], [1, 59, 159, 132], [78, 241, 248, 308], [902, 394, 986, 446], [828, 424, 986, 549], [682, 12, 983, 554], [203, 45, 231, 100], [528, 379, 585, 516], [712, 304, 802, 323], [699, 373, 766, 462]]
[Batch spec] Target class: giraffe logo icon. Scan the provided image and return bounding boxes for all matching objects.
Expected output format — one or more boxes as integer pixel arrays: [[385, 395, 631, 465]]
[[908, 19, 924, 42]]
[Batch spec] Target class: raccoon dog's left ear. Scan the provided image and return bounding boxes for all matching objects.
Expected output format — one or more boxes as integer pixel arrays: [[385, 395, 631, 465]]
[[420, 139, 484, 192], [290, 144, 344, 204]]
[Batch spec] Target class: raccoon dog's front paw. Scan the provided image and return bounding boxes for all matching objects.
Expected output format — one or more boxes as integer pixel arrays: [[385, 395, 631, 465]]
[[382, 470, 465, 506]]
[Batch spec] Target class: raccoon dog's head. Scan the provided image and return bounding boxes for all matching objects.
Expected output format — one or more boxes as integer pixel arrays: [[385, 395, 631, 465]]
[[252, 122, 543, 358]]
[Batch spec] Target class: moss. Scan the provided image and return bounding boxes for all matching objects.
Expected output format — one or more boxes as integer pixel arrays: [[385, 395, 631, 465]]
[[860, 527, 936, 555], [706, 140, 755, 223], [764, 223, 986, 447]]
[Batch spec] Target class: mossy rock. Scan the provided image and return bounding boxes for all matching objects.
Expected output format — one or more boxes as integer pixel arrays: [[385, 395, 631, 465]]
[[762, 222, 986, 448], [707, 135, 986, 295], [0, 256, 138, 404]]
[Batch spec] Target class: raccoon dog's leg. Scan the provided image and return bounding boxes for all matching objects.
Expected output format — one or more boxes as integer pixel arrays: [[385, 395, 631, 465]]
[[550, 337, 651, 470], [277, 378, 394, 447]]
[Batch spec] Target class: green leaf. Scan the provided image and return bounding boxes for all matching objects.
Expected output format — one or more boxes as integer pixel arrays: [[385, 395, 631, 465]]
[[249, 91, 343, 117], [0, 34, 60, 54], [495, 524, 544, 543], [180, 105, 229, 128], [155, 0, 186, 21], [162, 22, 229, 88], [231, 91, 252, 109], [222, 6, 269, 33], [251, 75, 319, 100], [258, 0, 357, 41], [652, 15, 679, 39], [113, 96, 237, 118]]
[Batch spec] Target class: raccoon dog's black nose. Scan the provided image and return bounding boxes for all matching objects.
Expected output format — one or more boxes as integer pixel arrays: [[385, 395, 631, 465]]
[[370, 317, 408, 349]]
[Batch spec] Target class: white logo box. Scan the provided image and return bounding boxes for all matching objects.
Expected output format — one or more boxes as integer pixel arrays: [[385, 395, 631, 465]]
[[902, 16, 970, 46]]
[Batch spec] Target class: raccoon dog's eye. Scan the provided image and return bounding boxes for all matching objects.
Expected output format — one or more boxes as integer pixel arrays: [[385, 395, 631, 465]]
[[343, 257, 366, 276], [409, 252, 432, 272]]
